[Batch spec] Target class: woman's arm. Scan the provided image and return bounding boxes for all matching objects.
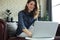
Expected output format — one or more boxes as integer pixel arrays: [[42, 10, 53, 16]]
[[23, 28, 32, 37], [18, 12, 32, 37]]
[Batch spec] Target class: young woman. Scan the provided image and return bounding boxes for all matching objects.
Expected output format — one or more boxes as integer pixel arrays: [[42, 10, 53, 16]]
[[16, 0, 39, 37]]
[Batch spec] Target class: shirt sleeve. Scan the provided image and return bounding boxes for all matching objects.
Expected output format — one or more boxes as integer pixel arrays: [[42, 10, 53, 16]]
[[30, 18, 37, 26], [18, 12, 26, 30], [33, 18, 37, 23]]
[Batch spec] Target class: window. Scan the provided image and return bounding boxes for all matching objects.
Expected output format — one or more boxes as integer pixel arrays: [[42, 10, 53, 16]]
[[37, 0, 52, 21]]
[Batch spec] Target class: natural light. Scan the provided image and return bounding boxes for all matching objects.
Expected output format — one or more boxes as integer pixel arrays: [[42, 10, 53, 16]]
[[52, 0, 60, 24]]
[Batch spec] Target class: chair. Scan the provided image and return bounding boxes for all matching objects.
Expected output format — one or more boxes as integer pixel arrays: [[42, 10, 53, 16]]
[[0, 19, 7, 40], [0, 19, 26, 40]]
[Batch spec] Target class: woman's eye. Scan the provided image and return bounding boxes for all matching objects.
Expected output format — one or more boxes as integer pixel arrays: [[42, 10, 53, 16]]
[[30, 3, 35, 6], [30, 4, 33, 5]]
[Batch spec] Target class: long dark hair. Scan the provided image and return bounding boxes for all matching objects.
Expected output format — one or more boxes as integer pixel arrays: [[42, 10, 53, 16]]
[[24, 0, 38, 17]]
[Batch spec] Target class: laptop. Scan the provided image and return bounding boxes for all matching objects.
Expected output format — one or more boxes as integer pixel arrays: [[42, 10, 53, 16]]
[[25, 21, 58, 40]]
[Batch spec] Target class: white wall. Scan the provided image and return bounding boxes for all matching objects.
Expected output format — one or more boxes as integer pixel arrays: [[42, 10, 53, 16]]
[[52, 0, 60, 24], [0, 0, 27, 21]]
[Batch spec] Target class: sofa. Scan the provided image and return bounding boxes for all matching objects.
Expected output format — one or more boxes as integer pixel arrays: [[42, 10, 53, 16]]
[[0, 19, 26, 40], [55, 24, 60, 40], [0, 19, 60, 40], [0, 19, 7, 40]]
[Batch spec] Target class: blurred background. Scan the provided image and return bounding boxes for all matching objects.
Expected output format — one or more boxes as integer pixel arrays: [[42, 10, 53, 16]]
[[0, 0, 52, 22]]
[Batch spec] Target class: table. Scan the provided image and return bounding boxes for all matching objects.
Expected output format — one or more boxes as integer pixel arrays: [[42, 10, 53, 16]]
[[25, 37, 54, 40]]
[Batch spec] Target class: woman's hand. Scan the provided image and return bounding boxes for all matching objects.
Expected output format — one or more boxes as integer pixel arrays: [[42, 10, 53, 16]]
[[22, 28, 32, 37], [34, 10, 39, 19]]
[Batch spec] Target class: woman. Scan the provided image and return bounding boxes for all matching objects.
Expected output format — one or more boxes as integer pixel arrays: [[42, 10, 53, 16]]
[[16, 0, 39, 37]]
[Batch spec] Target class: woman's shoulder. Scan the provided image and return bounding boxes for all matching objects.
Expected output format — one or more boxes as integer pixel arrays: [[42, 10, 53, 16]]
[[18, 10, 24, 14], [18, 10, 25, 16]]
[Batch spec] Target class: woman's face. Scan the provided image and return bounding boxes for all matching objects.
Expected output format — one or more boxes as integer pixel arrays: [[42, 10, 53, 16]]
[[27, 1, 35, 12]]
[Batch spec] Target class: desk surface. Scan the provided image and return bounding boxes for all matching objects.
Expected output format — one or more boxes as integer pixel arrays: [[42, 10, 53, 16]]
[[25, 37, 54, 40]]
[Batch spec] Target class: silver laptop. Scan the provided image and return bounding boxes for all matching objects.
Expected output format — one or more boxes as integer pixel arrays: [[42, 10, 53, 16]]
[[32, 21, 58, 39]]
